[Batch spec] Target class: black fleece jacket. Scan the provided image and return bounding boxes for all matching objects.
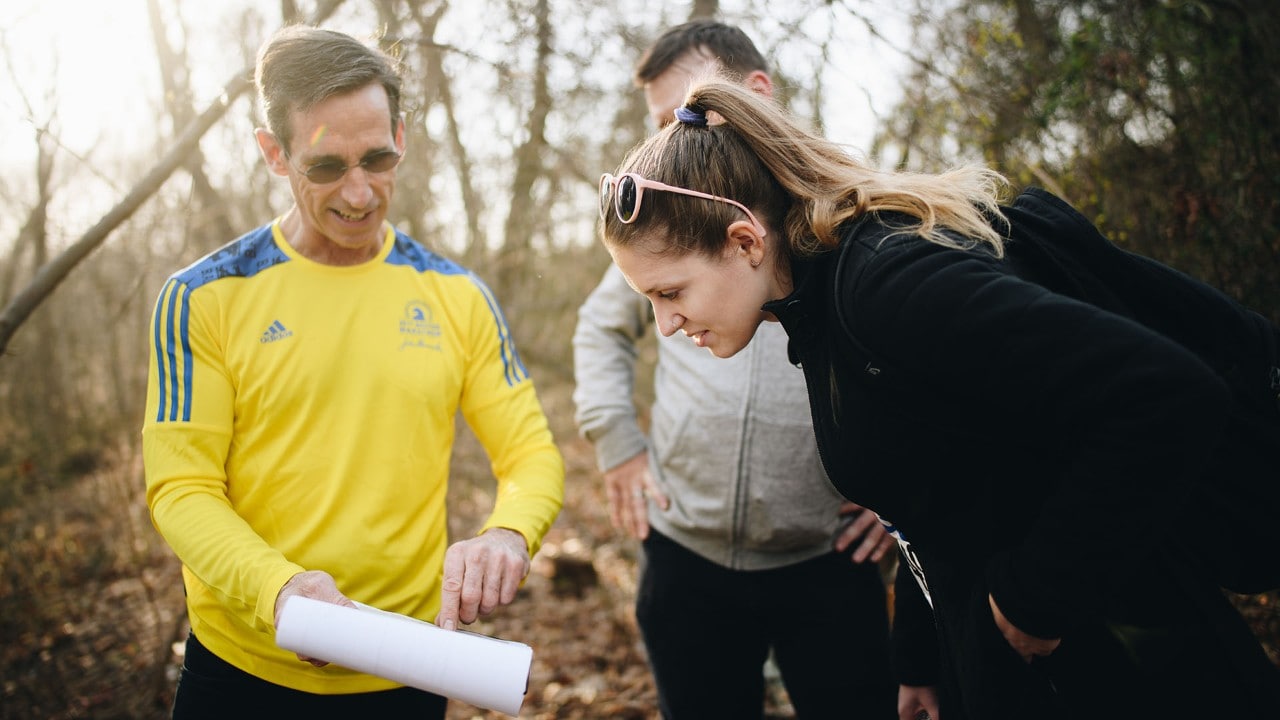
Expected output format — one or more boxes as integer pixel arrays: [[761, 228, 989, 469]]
[[763, 191, 1280, 719]]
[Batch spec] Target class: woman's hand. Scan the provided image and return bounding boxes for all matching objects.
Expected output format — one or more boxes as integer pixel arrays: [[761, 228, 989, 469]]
[[602, 452, 669, 539], [898, 684, 940, 720], [988, 593, 1061, 663]]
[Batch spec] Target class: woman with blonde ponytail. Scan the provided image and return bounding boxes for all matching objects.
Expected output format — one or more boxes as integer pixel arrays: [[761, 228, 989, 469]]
[[598, 78, 1280, 720]]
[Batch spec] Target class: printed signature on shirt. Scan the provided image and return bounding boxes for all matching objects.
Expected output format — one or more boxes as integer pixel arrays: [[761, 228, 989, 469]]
[[400, 339, 442, 352]]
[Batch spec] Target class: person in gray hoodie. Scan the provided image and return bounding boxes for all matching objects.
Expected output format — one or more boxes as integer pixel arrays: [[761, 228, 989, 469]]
[[572, 19, 897, 720]]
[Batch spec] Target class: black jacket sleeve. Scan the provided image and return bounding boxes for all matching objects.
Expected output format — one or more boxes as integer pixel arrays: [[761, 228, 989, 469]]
[[842, 235, 1231, 639], [892, 558, 940, 686]]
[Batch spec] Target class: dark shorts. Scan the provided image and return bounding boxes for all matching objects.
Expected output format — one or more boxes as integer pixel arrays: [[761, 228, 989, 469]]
[[171, 632, 447, 719]]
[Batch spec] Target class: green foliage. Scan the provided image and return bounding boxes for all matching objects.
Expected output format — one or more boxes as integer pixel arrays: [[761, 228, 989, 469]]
[[883, 0, 1280, 320]]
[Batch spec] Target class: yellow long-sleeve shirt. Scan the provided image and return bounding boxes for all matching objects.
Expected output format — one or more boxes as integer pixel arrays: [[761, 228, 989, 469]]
[[142, 221, 563, 693]]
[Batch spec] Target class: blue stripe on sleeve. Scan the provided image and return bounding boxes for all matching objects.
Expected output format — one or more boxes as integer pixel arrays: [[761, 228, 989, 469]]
[[156, 281, 194, 422], [498, 302, 530, 382], [153, 281, 171, 423], [165, 283, 182, 421], [152, 224, 288, 423], [179, 286, 193, 421], [469, 274, 528, 387]]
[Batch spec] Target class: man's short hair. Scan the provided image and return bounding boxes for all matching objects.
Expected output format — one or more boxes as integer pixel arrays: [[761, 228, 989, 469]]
[[634, 18, 768, 86], [255, 25, 404, 153]]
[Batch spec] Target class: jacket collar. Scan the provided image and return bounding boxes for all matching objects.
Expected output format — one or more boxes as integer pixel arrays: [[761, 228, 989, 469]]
[[762, 251, 828, 366]]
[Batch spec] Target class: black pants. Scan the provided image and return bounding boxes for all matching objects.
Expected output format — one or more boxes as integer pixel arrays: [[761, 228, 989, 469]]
[[636, 530, 897, 720], [171, 632, 447, 719]]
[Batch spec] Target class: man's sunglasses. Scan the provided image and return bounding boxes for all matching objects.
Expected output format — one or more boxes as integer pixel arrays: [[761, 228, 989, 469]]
[[599, 172, 766, 236], [289, 149, 403, 184]]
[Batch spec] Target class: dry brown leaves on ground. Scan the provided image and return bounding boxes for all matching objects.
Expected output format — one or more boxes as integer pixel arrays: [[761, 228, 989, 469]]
[[0, 378, 1275, 718]]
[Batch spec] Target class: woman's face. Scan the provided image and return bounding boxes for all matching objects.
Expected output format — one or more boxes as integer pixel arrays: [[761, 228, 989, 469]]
[[607, 231, 779, 358]]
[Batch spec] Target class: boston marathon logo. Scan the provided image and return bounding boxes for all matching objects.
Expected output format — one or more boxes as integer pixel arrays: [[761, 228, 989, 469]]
[[400, 300, 442, 351]]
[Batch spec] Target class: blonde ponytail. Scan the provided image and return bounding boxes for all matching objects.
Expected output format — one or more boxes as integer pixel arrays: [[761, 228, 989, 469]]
[[683, 80, 1010, 257]]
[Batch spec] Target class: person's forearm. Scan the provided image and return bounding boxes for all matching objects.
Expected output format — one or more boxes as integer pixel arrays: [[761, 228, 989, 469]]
[[481, 451, 565, 558], [149, 479, 304, 631]]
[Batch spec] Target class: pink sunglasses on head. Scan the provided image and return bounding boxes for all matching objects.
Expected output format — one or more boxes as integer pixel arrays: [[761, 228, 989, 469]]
[[599, 172, 767, 237]]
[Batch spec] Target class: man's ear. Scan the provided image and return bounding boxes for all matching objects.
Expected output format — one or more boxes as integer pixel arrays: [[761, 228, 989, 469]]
[[395, 114, 407, 154], [255, 128, 290, 177], [725, 220, 766, 267], [743, 70, 774, 100]]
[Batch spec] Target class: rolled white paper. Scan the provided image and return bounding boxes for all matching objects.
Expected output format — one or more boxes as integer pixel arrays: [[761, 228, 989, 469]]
[[275, 597, 532, 716]]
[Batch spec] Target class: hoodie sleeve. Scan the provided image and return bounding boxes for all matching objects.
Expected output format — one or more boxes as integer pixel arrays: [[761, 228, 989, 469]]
[[571, 264, 654, 471]]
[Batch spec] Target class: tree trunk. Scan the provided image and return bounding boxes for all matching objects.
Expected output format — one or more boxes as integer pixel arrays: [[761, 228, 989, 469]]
[[417, 7, 486, 262], [0, 0, 347, 356], [498, 0, 553, 295], [146, 0, 236, 248], [689, 0, 718, 19]]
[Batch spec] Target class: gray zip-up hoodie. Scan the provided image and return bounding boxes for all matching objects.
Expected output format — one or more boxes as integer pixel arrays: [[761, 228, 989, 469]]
[[572, 264, 846, 570]]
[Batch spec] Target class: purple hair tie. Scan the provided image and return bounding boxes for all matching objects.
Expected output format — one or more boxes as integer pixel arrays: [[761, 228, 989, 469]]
[[674, 105, 708, 127]]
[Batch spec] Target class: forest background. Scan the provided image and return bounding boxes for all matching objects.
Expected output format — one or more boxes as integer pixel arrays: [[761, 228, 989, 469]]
[[1, 0, 1277, 718]]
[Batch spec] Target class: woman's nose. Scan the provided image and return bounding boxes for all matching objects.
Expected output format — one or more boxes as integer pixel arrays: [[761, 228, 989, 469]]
[[655, 308, 685, 337]]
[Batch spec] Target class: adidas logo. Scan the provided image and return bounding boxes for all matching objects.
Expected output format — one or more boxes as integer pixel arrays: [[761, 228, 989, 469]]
[[260, 320, 294, 344]]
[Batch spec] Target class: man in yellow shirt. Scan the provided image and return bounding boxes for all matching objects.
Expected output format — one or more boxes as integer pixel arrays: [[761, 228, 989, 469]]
[[143, 25, 563, 717]]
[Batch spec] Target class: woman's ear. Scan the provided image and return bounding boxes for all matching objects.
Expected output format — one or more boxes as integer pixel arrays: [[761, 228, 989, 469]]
[[725, 220, 766, 268], [743, 70, 774, 100]]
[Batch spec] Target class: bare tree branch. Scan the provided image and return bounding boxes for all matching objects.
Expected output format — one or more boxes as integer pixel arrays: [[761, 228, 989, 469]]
[[1, 128, 55, 307], [690, 0, 718, 19], [0, 72, 250, 355], [497, 0, 553, 293], [147, 0, 236, 244], [408, 2, 487, 259], [0, 0, 347, 355]]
